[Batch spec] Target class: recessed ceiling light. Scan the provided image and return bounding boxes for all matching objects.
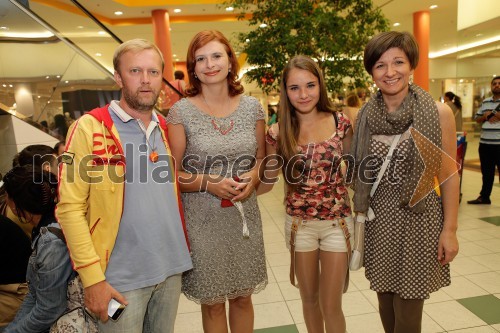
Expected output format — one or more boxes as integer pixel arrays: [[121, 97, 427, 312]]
[[46, 76, 50, 79], [259, 23, 267, 28], [95, 53, 102, 57], [2, 84, 6, 87], [76, 26, 84, 29], [173, 9, 181, 13], [226, 7, 234, 11], [0, 26, 9, 30], [114, 11, 123, 16], [393, 22, 400, 27], [98, 31, 106, 35], [430, 5, 438, 9], [173, 54, 177, 57], [65, 80, 69, 83], [9, 84, 13, 87], [476, 33, 483, 37], [38, 95, 41, 98]]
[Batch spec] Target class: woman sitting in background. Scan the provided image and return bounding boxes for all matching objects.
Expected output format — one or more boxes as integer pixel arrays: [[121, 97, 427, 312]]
[[3, 166, 73, 333]]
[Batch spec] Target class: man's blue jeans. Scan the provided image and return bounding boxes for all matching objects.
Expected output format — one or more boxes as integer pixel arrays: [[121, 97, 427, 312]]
[[98, 274, 182, 333]]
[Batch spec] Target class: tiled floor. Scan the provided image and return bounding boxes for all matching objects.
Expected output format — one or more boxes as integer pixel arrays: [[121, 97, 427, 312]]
[[174, 164, 500, 332]]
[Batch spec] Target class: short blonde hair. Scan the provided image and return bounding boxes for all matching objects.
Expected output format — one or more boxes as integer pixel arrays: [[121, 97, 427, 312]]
[[113, 39, 164, 73]]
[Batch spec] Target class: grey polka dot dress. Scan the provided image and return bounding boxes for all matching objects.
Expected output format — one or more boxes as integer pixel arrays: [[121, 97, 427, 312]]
[[167, 95, 268, 305], [364, 132, 450, 300]]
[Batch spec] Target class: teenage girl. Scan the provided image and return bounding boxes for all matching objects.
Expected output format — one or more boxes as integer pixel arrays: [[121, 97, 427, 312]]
[[265, 55, 353, 333]]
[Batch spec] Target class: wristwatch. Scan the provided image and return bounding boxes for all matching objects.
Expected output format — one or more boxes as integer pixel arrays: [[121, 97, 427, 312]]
[[486, 110, 497, 120]]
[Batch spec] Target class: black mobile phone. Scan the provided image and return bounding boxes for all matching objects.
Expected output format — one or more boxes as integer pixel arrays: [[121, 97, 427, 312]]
[[108, 298, 126, 321]]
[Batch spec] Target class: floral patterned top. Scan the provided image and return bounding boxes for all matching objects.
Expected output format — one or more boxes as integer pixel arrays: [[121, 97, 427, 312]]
[[266, 112, 352, 220]]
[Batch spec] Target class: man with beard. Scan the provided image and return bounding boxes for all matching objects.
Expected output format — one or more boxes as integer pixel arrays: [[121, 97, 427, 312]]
[[56, 39, 192, 333], [468, 76, 500, 205]]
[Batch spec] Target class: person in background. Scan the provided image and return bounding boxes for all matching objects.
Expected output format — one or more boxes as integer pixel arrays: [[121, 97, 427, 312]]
[[356, 87, 369, 104], [54, 141, 65, 157], [265, 55, 353, 333], [56, 39, 192, 333], [343, 91, 362, 129], [351, 31, 459, 333], [267, 105, 278, 126], [2, 145, 57, 237], [444, 91, 462, 131], [0, 176, 31, 331], [3, 166, 72, 333], [162, 70, 187, 113], [15, 145, 58, 175], [173, 70, 187, 92], [467, 76, 500, 204], [50, 114, 69, 142], [39, 121, 49, 133], [167, 30, 267, 333]]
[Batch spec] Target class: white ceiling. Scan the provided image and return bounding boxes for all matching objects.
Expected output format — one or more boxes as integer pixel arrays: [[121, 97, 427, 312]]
[[0, 0, 498, 84], [2, 0, 498, 62]]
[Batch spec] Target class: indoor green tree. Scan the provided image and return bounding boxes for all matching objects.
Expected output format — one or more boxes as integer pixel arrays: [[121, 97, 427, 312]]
[[226, 0, 389, 94]]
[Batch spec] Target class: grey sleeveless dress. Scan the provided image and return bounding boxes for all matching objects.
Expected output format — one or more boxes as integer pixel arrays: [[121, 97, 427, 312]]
[[364, 132, 451, 300], [167, 95, 268, 305]]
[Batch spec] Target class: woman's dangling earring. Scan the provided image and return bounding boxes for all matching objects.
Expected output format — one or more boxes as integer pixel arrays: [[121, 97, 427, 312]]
[[194, 73, 198, 79], [409, 74, 414, 85]]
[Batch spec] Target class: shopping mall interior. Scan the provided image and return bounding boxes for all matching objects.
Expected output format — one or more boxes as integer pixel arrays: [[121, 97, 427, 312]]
[[0, 0, 499, 332]]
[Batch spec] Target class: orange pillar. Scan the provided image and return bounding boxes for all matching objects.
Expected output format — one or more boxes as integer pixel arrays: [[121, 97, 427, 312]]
[[413, 10, 430, 91], [152, 9, 174, 81]]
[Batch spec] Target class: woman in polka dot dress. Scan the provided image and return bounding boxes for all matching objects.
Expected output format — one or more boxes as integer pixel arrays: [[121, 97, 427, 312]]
[[350, 31, 459, 333]]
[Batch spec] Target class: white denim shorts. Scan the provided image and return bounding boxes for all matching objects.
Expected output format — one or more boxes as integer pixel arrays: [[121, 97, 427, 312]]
[[285, 215, 354, 252]]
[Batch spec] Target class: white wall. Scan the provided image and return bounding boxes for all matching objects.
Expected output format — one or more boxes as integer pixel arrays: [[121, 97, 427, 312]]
[[0, 114, 59, 175], [458, 0, 499, 30]]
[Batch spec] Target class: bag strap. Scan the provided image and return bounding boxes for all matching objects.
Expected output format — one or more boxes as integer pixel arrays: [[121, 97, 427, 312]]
[[289, 217, 300, 287], [370, 134, 401, 197], [47, 226, 66, 243], [339, 218, 351, 293]]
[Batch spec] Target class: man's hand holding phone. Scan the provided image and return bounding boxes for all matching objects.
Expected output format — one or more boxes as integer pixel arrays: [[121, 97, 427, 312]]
[[108, 298, 126, 321], [84, 280, 128, 322]]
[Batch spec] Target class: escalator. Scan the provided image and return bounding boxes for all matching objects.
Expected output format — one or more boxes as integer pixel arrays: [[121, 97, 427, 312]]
[[0, 0, 181, 174]]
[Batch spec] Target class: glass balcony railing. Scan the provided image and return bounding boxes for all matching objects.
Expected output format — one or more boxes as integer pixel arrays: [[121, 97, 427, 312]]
[[0, 0, 181, 135]]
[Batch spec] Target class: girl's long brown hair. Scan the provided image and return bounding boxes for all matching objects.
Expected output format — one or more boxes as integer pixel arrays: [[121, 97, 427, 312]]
[[278, 55, 337, 188]]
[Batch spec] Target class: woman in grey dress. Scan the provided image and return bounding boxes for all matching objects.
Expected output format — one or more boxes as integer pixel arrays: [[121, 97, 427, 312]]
[[350, 31, 459, 333], [166, 30, 267, 333]]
